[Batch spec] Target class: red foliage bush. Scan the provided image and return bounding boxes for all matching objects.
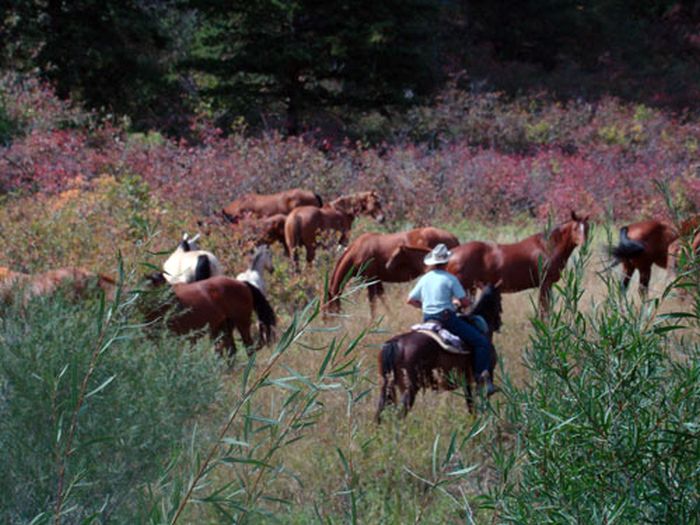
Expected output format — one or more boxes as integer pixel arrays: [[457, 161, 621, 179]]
[[1, 71, 698, 224]]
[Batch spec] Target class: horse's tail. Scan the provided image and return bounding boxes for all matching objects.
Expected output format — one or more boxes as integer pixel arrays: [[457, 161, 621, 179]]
[[379, 339, 398, 379], [327, 246, 355, 312], [610, 227, 646, 264], [244, 281, 276, 344], [284, 213, 303, 262], [194, 254, 212, 281], [314, 192, 323, 207]]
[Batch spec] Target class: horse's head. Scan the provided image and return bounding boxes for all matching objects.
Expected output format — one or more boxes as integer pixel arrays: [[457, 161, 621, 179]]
[[177, 232, 201, 252], [145, 271, 168, 287], [385, 245, 429, 274], [364, 191, 385, 223], [465, 282, 503, 334], [569, 211, 590, 246], [549, 212, 589, 250], [253, 244, 274, 273]]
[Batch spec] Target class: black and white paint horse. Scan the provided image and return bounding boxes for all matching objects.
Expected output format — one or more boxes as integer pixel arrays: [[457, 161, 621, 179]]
[[162, 233, 223, 284]]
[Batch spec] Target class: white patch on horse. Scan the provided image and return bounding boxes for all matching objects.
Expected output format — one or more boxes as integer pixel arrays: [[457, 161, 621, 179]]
[[236, 244, 274, 293], [162, 232, 223, 284]]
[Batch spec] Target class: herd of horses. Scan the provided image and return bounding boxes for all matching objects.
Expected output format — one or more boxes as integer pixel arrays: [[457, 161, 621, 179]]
[[2, 187, 699, 421]]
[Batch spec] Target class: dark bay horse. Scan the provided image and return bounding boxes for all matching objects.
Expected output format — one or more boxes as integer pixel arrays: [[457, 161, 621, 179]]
[[144, 274, 276, 359], [285, 191, 385, 266], [0, 266, 116, 304], [447, 212, 589, 313], [327, 227, 459, 314], [222, 189, 322, 223], [375, 283, 502, 422], [611, 215, 699, 296]]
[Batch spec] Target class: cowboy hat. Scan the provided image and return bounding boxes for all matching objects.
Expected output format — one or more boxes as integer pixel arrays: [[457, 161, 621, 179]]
[[423, 243, 452, 266]]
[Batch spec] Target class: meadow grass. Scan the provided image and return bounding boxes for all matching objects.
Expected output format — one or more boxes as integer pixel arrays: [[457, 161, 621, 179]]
[[1, 193, 695, 523]]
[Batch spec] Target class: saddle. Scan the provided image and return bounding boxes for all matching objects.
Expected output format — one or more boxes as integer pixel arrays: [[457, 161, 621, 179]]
[[410, 315, 488, 355], [411, 321, 466, 354]]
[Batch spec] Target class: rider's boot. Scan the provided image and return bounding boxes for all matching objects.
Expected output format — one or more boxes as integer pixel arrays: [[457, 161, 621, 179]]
[[477, 371, 497, 397]]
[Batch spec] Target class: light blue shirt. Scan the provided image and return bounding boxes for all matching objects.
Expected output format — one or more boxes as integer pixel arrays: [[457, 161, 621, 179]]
[[408, 269, 466, 315]]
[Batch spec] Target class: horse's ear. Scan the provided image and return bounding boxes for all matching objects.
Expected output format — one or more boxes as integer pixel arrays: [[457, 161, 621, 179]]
[[182, 232, 189, 241], [494, 278, 503, 289], [571, 210, 579, 221], [191, 232, 201, 243]]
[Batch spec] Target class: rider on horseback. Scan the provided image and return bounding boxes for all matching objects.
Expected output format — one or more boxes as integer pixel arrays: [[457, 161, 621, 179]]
[[406, 243, 497, 396]]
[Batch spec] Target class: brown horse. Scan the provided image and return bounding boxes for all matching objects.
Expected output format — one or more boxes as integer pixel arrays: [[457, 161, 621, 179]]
[[447, 212, 589, 313], [284, 191, 385, 266], [222, 189, 322, 223], [143, 274, 276, 359], [327, 227, 459, 314], [375, 283, 502, 422], [0, 266, 116, 304], [609, 215, 700, 296]]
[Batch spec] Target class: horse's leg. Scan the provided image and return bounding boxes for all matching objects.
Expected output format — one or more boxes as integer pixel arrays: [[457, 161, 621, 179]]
[[235, 316, 255, 356], [621, 261, 634, 291], [305, 242, 316, 265], [463, 381, 474, 413], [538, 283, 552, 317], [400, 386, 417, 417], [638, 264, 652, 300], [375, 373, 389, 424]]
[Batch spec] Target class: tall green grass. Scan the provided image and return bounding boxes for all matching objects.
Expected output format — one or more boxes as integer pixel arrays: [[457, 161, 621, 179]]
[[486, 241, 700, 523]]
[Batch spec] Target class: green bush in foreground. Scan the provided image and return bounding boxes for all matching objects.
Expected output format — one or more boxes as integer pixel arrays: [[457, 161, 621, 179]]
[[488, 246, 700, 523], [0, 289, 222, 523]]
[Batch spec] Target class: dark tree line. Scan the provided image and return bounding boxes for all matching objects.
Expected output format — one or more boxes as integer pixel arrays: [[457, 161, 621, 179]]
[[1, 0, 697, 135]]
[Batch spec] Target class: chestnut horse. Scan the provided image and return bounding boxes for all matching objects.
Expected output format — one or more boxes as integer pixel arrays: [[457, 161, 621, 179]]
[[285, 191, 385, 267], [611, 215, 700, 295], [222, 189, 322, 223], [144, 274, 276, 359], [327, 227, 459, 314], [375, 283, 502, 422], [447, 212, 589, 313], [0, 267, 116, 304]]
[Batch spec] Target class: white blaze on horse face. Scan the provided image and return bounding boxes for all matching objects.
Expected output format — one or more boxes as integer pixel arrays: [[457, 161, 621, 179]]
[[577, 222, 586, 245]]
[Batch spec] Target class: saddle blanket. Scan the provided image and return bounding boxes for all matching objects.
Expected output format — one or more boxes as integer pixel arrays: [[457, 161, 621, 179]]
[[410, 321, 467, 353]]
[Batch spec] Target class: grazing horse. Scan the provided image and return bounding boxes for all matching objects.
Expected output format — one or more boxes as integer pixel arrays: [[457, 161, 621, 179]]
[[447, 212, 589, 313], [222, 189, 322, 223], [250, 214, 288, 249], [0, 267, 116, 304], [327, 227, 459, 314], [162, 233, 223, 284], [236, 244, 274, 294], [611, 215, 700, 296], [375, 283, 502, 422], [143, 274, 276, 358], [285, 191, 385, 267]]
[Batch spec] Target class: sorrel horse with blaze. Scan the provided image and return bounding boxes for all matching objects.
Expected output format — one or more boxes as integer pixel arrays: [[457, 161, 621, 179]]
[[284, 191, 385, 266], [611, 215, 700, 296], [144, 274, 276, 360], [327, 227, 459, 314], [447, 212, 589, 313], [222, 189, 322, 223], [375, 283, 502, 422]]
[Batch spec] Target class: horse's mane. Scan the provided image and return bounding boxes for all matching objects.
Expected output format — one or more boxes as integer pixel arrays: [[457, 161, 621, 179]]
[[465, 284, 502, 333]]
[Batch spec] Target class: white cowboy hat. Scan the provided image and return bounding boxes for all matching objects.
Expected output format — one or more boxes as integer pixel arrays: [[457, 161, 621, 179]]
[[424, 243, 452, 266]]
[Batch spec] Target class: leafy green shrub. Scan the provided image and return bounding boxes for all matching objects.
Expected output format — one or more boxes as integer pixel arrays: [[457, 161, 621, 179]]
[[488, 248, 700, 523], [0, 288, 222, 523]]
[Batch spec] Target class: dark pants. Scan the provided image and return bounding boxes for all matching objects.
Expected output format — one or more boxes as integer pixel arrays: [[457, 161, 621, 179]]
[[424, 310, 492, 377]]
